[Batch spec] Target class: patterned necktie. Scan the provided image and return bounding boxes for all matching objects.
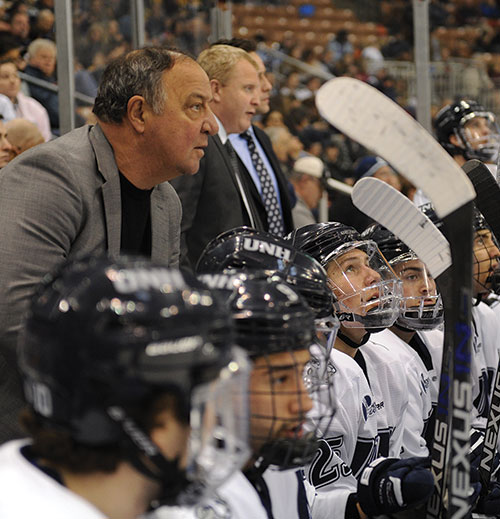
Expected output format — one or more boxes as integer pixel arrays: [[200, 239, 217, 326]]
[[241, 130, 284, 236]]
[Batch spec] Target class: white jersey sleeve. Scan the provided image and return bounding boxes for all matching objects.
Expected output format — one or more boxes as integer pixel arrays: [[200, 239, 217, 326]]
[[0, 440, 106, 519], [371, 329, 432, 458]]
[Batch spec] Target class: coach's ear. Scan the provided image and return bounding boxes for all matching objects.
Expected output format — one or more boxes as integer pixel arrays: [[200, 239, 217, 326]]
[[127, 95, 147, 134], [210, 79, 222, 104]]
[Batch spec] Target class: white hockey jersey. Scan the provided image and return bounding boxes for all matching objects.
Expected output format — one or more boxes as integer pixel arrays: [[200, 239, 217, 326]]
[[153, 470, 268, 519], [372, 328, 433, 458], [0, 440, 106, 519]]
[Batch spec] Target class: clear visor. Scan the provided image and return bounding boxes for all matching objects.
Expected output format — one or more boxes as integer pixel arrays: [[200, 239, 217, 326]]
[[182, 346, 251, 504], [325, 241, 402, 328], [460, 114, 500, 162], [391, 256, 444, 330]]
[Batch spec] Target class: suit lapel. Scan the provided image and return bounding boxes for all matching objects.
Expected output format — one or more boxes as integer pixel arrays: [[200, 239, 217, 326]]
[[150, 187, 169, 262], [213, 134, 242, 193], [89, 125, 121, 256]]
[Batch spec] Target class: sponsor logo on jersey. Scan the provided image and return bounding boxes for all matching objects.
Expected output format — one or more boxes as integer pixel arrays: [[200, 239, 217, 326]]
[[361, 394, 381, 421], [195, 495, 232, 518], [145, 336, 203, 356], [243, 237, 292, 261], [420, 372, 430, 394]]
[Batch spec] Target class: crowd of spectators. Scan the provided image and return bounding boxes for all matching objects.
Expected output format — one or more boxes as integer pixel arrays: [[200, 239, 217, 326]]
[[0, 0, 498, 198]]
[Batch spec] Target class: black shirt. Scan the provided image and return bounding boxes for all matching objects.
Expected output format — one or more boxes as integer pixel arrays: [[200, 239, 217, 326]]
[[119, 173, 153, 257]]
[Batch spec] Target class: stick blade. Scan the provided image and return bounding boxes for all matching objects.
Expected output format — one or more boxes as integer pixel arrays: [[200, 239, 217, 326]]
[[316, 77, 476, 218], [352, 177, 451, 278], [462, 159, 500, 241]]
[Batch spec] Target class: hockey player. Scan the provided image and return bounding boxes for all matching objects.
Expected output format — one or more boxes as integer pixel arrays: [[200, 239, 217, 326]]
[[196, 227, 381, 499], [434, 99, 500, 170], [415, 100, 500, 206], [0, 256, 251, 519], [287, 222, 434, 519], [226, 274, 433, 519], [363, 223, 442, 456]]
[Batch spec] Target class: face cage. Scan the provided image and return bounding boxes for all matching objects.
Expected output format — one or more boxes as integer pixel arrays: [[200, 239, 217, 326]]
[[390, 254, 444, 330], [325, 241, 402, 329], [473, 232, 500, 296], [181, 346, 251, 505], [457, 114, 500, 163], [397, 293, 444, 330], [250, 345, 334, 470]]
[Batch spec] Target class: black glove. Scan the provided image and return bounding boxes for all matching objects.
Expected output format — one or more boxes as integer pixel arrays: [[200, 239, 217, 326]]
[[474, 481, 500, 517], [356, 456, 434, 517]]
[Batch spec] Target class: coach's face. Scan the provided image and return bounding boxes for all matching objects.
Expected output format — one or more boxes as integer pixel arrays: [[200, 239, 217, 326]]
[[145, 59, 218, 181], [211, 58, 260, 134]]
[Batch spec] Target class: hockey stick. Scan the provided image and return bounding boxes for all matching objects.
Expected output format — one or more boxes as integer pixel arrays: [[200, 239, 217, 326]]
[[351, 176, 466, 518], [351, 177, 451, 279], [316, 77, 475, 519], [462, 159, 500, 492]]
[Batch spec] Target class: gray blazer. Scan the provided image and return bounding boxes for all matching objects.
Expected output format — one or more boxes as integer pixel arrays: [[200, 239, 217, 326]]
[[0, 124, 181, 441]]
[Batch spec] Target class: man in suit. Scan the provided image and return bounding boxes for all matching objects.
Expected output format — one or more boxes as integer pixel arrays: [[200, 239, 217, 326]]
[[172, 44, 294, 270], [0, 46, 218, 441], [171, 45, 264, 269], [223, 39, 294, 237]]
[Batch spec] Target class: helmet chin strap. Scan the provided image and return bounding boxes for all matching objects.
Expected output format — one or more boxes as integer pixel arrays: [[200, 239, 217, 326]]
[[337, 329, 371, 349]]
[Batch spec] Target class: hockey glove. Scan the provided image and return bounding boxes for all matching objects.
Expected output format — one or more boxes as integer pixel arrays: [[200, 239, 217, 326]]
[[473, 481, 500, 517], [356, 456, 434, 517]]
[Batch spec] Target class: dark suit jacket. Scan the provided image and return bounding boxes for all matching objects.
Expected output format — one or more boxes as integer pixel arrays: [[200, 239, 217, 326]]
[[236, 125, 294, 236], [171, 128, 295, 270], [170, 134, 266, 270]]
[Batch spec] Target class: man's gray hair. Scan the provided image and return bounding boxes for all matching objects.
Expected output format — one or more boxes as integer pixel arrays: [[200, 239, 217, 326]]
[[93, 47, 192, 124]]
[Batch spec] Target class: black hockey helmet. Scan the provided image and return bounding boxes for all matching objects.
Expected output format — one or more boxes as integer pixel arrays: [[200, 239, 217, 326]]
[[434, 99, 500, 162], [196, 226, 333, 318], [363, 223, 443, 330], [286, 223, 402, 329], [19, 255, 250, 506], [225, 275, 333, 469]]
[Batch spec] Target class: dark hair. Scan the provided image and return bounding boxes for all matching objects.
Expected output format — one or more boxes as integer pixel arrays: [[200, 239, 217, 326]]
[[20, 390, 184, 474], [213, 38, 257, 53], [0, 31, 22, 57], [92, 46, 192, 124]]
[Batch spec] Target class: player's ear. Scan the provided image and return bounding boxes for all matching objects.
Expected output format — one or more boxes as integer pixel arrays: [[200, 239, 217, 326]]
[[449, 134, 461, 147]]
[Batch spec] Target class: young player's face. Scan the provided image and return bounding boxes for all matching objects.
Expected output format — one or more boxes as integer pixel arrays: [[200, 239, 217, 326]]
[[392, 259, 437, 306], [326, 248, 382, 315], [464, 116, 492, 149], [249, 348, 313, 454], [473, 229, 500, 294]]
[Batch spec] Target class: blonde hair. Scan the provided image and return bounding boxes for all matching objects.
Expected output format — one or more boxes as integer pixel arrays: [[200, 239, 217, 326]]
[[197, 44, 257, 84]]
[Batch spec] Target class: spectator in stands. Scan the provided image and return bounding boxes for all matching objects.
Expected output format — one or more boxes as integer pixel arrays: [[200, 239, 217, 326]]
[[24, 38, 58, 132], [354, 155, 402, 191], [262, 109, 286, 129], [4, 118, 44, 158], [264, 125, 304, 175], [289, 155, 325, 228], [9, 10, 29, 48], [0, 115, 12, 167], [29, 8, 55, 41], [0, 59, 51, 140], [327, 29, 354, 64], [0, 46, 217, 442], [0, 31, 25, 67]]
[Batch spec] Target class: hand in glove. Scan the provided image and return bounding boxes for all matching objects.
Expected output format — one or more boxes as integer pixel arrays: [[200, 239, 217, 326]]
[[356, 456, 434, 517]]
